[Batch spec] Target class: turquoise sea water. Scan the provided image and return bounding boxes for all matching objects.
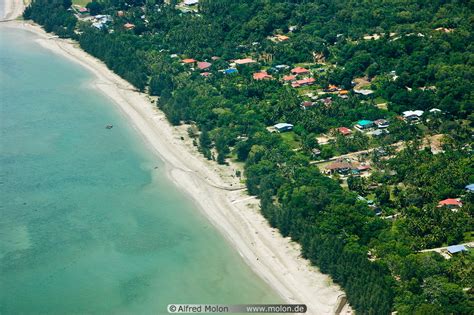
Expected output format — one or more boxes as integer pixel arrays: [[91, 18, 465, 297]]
[[0, 27, 279, 314]]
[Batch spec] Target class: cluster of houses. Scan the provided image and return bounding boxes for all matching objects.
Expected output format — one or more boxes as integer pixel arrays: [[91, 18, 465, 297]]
[[91, 15, 113, 30], [285, 67, 316, 88], [179, 56, 269, 77], [334, 118, 390, 138], [250, 65, 317, 88], [73, 5, 114, 30], [177, 54, 320, 90]]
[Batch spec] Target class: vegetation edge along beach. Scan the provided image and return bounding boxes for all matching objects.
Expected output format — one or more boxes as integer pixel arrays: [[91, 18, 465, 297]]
[[1, 1, 350, 314], [9, 0, 474, 313]]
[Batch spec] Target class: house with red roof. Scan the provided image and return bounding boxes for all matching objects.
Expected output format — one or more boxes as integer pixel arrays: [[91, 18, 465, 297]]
[[326, 85, 340, 92], [438, 198, 463, 209], [337, 127, 352, 136], [197, 61, 212, 70], [320, 97, 333, 107], [182, 58, 197, 64], [282, 75, 296, 82], [291, 67, 310, 75], [234, 58, 256, 65], [357, 165, 371, 172], [253, 71, 273, 80], [270, 34, 290, 42], [325, 161, 355, 174], [300, 101, 315, 110], [78, 7, 89, 15], [291, 77, 315, 88], [123, 23, 135, 30]]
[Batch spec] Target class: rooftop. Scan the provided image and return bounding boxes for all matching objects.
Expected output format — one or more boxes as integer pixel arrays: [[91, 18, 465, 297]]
[[438, 198, 463, 207], [357, 120, 373, 126], [274, 123, 294, 129], [183, 0, 199, 5], [283, 75, 296, 81], [338, 127, 352, 135], [234, 58, 256, 65], [403, 110, 424, 117], [197, 61, 212, 70], [182, 58, 196, 64], [326, 161, 354, 170], [291, 67, 309, 74], [253, 71, 273, 80], [447, 245, 468, 254]]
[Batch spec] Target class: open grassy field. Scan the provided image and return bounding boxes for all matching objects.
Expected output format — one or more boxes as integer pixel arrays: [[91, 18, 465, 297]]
[[279, 131, 301, 149], [72, 0, 91, 7]]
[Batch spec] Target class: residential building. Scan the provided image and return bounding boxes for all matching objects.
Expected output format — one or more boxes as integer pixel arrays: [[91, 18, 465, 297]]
[[325, 161, 355, 174], [197, 61, 212, 70], [337, 127, 352, 136], [183, 0, 199, 6], [291, 67, 309, 75], [223, 68, 238, 74], [447, 245, 468, 255], [355, 120, 374, 130], [438, 198, 463, 209], [274, 123, 294, 132], [374, 119, 389, 128], [300, 101, 315, 110], [253, 71, 273, 80], [234, 58, 256, 65], [182, 58, 197, 64], [123, 23, 135, 30], [291, 77, 315, 88], [354, 89, 374, 96], [282, 75, 296, 82], [403, 110, 424, 121]]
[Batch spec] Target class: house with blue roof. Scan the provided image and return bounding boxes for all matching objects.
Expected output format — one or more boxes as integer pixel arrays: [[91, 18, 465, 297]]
[[223, 68, 238, 75], [447, 244, 468, 255], [466, 184, 474, 192], [355, 120, 374, 130]]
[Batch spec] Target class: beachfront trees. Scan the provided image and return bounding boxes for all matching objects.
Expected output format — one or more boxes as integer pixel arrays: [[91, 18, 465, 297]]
[[86, 0, 103, 15], [25, 0, 474, 313], [24, 0, 76, 37]]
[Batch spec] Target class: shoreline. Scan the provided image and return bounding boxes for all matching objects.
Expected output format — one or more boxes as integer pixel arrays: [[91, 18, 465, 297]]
[[1, 18, 350, 315]]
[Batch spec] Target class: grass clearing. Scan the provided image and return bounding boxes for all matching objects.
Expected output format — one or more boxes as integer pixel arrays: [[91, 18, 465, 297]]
[[374, 96, 387, 104], [72, 0, 91, 7], [279, 131, 301, 149]]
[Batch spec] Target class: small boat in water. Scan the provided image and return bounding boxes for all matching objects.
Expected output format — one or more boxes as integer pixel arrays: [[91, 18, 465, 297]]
[[105, 124, 113, 129]]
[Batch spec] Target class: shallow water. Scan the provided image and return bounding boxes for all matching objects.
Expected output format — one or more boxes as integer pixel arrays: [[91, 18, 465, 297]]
[[0, 27, 280, 314]]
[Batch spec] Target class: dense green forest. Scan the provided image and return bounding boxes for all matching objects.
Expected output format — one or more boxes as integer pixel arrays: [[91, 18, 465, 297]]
[[24, 0, 473, 313]]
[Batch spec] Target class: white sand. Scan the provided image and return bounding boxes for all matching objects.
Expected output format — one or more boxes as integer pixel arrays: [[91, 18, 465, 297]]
[[1, 2, 352, 313], [0, 0, 25, 21]]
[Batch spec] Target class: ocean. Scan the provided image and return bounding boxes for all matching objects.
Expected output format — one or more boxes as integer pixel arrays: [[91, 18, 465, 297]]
[[0, 26, 280, 314]]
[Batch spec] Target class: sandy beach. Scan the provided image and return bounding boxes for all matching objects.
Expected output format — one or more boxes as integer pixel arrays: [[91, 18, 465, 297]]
[[0, 0, 25, 22], [1, 2, 351, 314]]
